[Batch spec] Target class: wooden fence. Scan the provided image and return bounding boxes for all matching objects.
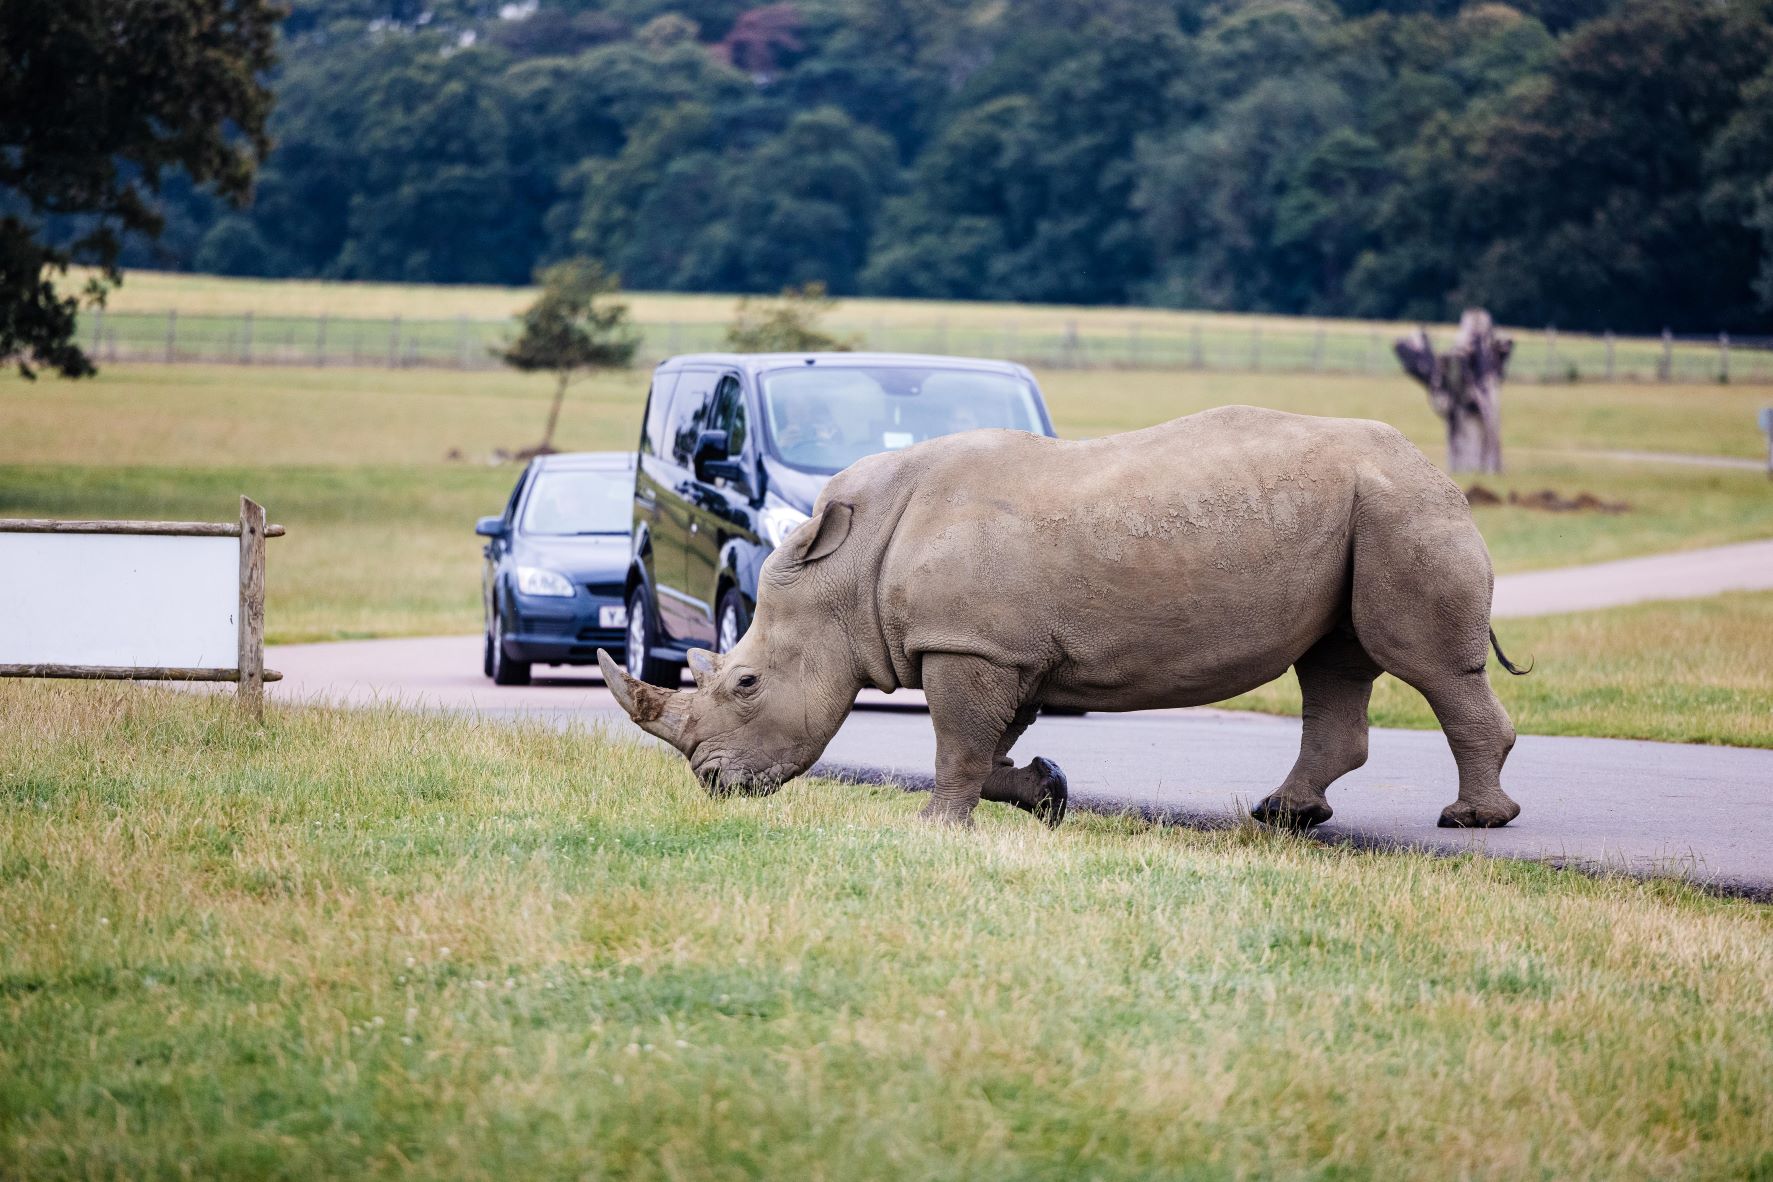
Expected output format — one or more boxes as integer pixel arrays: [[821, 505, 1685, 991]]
[[73, 309, 1773, 384]]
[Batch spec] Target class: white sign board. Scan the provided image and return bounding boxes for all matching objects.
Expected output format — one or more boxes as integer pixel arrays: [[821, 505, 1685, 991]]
[[0, 533, 239, 667]]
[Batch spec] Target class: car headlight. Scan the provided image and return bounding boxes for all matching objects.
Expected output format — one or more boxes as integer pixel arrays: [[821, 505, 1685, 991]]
[[759, 501, 811, 548], [515, 566, 575, 597]]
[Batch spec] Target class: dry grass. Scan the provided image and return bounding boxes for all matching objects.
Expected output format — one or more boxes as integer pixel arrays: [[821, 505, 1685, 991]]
[[82, 270, 1773, 383], [88, 268, 1431, 336], [1038, 369, 1773, 460], [2, 682, 1770, 1180]]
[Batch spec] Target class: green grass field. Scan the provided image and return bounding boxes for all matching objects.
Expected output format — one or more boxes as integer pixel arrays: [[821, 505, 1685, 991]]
[[3, 360, 1770, 743], [3, 682, 1769, 1180], [76, 269, 1768, 381]]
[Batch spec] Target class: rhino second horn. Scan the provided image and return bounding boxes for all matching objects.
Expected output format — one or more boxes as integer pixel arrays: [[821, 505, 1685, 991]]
[[596, 649, 690, 752], [686, 648, 721, 690]]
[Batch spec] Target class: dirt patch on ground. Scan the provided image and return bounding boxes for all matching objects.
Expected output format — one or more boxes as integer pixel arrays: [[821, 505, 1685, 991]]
[[1465, 484, 1630, 513]]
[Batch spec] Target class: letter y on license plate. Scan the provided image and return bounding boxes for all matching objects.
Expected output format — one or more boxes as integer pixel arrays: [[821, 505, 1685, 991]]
[[599, 605, 627, 628]]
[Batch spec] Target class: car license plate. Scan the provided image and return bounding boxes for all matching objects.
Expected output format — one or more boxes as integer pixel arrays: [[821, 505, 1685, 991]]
[[599, 604, 627, 629]]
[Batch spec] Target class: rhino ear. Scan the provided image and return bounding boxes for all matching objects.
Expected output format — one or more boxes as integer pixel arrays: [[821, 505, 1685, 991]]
[[787, 501, 852, 565]]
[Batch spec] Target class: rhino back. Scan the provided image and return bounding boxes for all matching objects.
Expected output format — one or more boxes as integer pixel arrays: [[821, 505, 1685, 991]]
[[841, 406, 1462, 706]]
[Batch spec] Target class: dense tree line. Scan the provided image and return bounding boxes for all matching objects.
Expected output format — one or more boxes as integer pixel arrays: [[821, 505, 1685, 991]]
[[140, 0, 1773, 332]]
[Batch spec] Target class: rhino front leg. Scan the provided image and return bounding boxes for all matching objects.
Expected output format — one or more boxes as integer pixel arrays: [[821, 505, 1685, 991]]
[[981, 704, 1069, 828], [920, 655, 1065, 827]]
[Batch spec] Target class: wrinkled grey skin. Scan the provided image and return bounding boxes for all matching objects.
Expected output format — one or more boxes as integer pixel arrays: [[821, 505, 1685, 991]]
[[600, 405, 1521, 831]]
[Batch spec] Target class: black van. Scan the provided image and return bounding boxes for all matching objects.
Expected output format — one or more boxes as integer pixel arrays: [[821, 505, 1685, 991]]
[[622, 352, 1058, 686]]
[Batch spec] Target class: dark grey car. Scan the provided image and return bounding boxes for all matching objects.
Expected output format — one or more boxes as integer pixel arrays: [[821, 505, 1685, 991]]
[[476, 451, 635, 685]]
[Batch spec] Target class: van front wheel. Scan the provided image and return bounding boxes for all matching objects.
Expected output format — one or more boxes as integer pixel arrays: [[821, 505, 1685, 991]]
[[625, 587, 684, 688], [716, 589, 751, 655]]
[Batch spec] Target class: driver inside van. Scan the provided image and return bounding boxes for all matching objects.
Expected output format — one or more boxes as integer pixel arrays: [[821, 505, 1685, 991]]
[[773, 397, 842, 453]]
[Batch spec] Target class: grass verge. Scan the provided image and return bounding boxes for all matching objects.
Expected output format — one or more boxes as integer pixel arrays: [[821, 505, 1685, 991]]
[[2, 683, 1770, 1179], [1227, 591, 1773, 748]]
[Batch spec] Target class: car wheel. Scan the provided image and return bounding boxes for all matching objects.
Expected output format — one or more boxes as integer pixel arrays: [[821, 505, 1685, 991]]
[[716, 588, 751, 655], [490, 606, 531, 686], [624, 586, 683, 688]]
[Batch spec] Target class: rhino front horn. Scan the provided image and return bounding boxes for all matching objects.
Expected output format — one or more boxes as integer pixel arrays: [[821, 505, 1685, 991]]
[[597, 649, 691, 753]]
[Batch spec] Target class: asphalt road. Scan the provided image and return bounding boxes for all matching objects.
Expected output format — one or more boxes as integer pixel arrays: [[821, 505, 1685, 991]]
[[268, 628, 1773, 899]]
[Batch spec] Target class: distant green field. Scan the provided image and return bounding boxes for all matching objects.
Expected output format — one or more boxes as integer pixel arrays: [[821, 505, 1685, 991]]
[[3, 361, 1770, 744], [74, 269, 1773, 382]]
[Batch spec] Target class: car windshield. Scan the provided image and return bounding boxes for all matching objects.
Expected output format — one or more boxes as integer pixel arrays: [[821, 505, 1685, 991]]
[[520, 470, 630, 535], [758, 366, 1044, 474]]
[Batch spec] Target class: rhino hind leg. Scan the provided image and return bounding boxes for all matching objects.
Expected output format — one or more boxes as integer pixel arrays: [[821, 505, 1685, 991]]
[[1251, 627, 1379, 830], [921, 656, 1066, 827], [1416, 673, 1519, 828], [1348, 503, 1520, 828]]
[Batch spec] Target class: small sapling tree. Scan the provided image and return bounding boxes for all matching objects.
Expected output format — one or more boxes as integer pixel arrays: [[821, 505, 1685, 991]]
[[500, 260, 639, 455], [725, 282, 858, 353]]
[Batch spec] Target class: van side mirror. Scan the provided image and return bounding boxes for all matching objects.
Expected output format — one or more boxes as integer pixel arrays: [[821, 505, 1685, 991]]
[[475, 516, 506, 538], [694, 429, 748, 487]]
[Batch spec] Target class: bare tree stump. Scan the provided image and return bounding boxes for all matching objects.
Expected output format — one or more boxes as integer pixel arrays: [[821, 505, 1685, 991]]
[[1395, 309, 1513, 474]]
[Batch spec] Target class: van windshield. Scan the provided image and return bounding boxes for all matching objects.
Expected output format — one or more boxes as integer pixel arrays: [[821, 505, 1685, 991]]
[[521, 470, 631, 535], [758, 366, 1044, 474]]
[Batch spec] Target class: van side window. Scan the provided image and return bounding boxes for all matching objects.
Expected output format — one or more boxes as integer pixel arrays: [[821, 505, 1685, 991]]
[[669, 370, 720, 465], [640, 371, 681, 459], [712, 374, 747, 457]]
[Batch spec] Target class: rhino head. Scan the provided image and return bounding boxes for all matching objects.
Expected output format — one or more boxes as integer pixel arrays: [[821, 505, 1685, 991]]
[[597, 502, 864, 797]]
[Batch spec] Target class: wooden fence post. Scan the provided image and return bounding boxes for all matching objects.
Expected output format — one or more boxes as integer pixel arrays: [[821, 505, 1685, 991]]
[[1660, 329, 1673, 382], [1543, 326, 1555, 381], [237, 496, 267, 721]]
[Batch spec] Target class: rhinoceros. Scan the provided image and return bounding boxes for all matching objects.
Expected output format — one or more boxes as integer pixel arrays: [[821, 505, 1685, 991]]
[[598, 405, 1525, 830]]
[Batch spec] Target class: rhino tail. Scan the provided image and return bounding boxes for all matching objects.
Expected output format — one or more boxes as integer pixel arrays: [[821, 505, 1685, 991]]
[[1489, 627, 1532, 676]]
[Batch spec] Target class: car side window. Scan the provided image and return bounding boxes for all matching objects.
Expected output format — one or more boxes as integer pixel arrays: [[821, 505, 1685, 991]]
[[501, 467, 529, 527], [669, 370, 720, 466], [640, 371, 681, 459], [712, 374, 747, 457]]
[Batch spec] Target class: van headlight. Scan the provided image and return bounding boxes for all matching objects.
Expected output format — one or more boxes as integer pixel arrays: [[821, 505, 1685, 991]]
[[759, 501, 811, 548], [515, 566, 575, 597]]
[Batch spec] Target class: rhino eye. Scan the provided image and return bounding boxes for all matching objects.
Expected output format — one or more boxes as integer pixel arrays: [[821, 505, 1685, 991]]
[[736, 674, 759, 690]]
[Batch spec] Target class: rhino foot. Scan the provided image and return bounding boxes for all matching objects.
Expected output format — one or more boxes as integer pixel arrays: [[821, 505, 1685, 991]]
[[1437, 795, 1520, 829], [1011, 756, 1068, 829], [1249, 793, 1333, 830]]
